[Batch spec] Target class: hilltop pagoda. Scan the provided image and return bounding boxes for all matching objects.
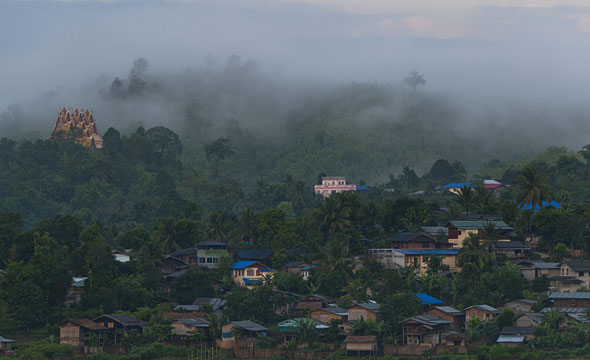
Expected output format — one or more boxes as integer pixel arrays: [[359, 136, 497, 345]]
[[51, 107, 104, 150]]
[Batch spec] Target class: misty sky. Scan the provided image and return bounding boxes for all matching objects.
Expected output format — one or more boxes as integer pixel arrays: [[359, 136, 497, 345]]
[[1, 0, 590, 109]]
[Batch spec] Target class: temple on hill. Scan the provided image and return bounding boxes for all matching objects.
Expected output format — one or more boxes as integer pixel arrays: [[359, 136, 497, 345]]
[[51, 107, 104, 150]]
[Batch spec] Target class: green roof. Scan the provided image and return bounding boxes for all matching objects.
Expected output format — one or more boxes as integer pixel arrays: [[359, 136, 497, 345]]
[[277, 318, 326, 333], [448, 221, 513, 230]]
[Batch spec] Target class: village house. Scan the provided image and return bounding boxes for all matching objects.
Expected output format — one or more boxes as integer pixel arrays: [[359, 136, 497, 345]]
[[389, 249, 459, 274], [314, 176, 356, 197], [93, 314, 147, 344], [295, 294, 335, 313], [344, 336, 377, 356], [0, 336, 15, 356], [516, 313, 544, 327], [386, 232, 453, 249], [558, 261, 590, 288], [442, 183, 475, 195], [548, 276, 586, 292], [112, 250, 131, 263], [496, 335, 526, 347], [283, 261, 318, 280], [163, 311, 208, 322], [196, 240, 228, 269], [191, 298, 226, 315], [348, 302, 380, 322], [278, 318, 329, 344], [60, 318, 108, 351], [400, 315, 451, 345], [499, 326, 536, 342], [221, 321, 268, 341], [464, 305, 501, 322], [311, 307, 348, 324], [501, 299, 536, 314], [548, 292, 590, 308], [162, 255, 188, 275], [230, 261, 275, 287], [516, 261, 560, 281], [425, 306, 465, 330], [170, 318, 210, 338], [65, 277, 86, 307], [171, 248, 197, 267], [490, 241, 530, 259], [446, 221, 513, 248]]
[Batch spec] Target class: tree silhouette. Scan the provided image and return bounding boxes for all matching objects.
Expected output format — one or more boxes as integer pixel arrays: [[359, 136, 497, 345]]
[[455, 185, 475, 220], [515, 166, 552, 212], [404, 70, 426, 91]]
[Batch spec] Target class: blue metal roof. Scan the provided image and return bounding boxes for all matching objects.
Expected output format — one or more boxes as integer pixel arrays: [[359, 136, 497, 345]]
[[416, 293, 444, 305], [356, 185, 371, 191], [395, 249, 459, 255], [516, 200, 561, 211], [301, 265, 318, 270], [443, 183, 474, 189], [243, 278, 263, 285], [231, 261, 257, 269]]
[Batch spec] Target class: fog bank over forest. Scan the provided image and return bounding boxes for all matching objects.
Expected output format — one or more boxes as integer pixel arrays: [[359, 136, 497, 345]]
[[1, 0, 590, 181]]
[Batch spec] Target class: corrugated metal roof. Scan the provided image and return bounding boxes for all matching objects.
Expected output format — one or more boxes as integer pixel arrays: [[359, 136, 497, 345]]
[[416, 293, 444, 305], [465, 305, 500, 314], [231, 261, 261, 269], [549, 292, 590, 299], [541, 307, 587, 313], [500, 326, 536, 335], [178, 318, 210, 328], [564, 261, 590, 272], [0, 336, 14, 343], [434, 306, 463, 315], [229, 320, 268, 332], [402, 315, 451, 326], [395, 249, 459, 255], [351, 302, 380, 311], [497, 335, 525, 343], [443, 183, 474, 189]]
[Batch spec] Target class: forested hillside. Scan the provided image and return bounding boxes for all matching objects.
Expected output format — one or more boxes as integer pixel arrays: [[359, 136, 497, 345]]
[[3, 57, 590, 191]]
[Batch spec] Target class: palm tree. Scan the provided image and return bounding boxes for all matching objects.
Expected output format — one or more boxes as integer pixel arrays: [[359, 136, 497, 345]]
[[154, 218, 179, 253], [515, 166, 552, 212], [480, 221, 500, 242], [457, 233, 494, 269], [205, 211, 231, 242], [474, 185, 494, 216], [315, 196, 350, 237], [455, 185, 475, 220]]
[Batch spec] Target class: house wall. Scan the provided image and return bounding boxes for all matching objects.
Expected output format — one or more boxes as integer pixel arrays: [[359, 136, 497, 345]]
[[348, 307, 377, 322], [502, 301, 533, 314], [60, 324, 81, 347], [346, 343, 376, 352], [552, 298, 590, 308], [425, 309, 464, 330], [560, 264, 590, 288], [311, 311, 344, 324], [197, 249, 228, 269], [231, 266, 269, 286], [516, 315, 540, 328], [401, 254, 458, 275], [171, 322, 194, 336], [448, 229, 479, 248], [465, 308, 496, 322]]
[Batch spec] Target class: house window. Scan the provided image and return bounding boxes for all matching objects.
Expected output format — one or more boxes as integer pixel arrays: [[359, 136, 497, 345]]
[[213, 257, 219, 263], [199, 258, 206, 263], [580, 272, 585, 276], [422, 242, 430, 248], [246, 269, 255, 277], [567, 268, 570, 275], [207, 258, 213, 263]]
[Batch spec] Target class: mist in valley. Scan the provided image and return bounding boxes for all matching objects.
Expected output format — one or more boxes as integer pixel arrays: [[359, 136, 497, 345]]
[[2, 0, 590, 184]]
